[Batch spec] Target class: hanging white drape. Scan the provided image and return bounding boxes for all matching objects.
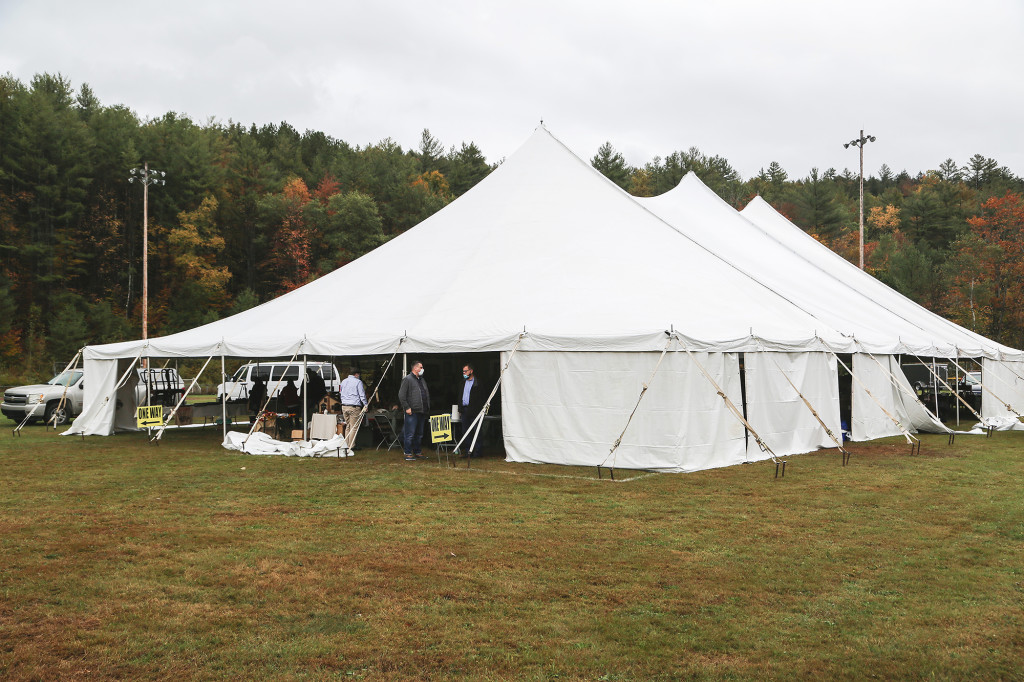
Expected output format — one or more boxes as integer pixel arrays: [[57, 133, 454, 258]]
[[501, 350, 745, 472], [851, 354, 948, 441], [64, 357, 141, 436], [743, 352, 840, 459], [981, 359, 1024, 423]]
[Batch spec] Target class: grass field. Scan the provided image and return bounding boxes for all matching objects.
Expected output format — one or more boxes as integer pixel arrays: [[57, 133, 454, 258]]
[[1, 422, 1022, 680]]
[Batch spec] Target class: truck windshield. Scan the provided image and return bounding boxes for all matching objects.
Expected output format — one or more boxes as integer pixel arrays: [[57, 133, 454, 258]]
[[47, 370, 84, 386]]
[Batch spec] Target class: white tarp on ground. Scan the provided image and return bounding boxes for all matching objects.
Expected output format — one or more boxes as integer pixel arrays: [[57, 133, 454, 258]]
[[851, 354, 950, 441], [981, 358, 1024, 424], [501, 350, 746, 473], [222, 430, 352, 457], [743, 352, 841, 459]]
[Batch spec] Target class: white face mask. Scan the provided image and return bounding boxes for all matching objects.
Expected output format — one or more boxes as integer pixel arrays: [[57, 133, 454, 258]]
[[417, 368, 425, 377]]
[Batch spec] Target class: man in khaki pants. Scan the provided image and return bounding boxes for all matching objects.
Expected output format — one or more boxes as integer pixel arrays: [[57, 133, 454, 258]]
[[339, 367, 367, 449]]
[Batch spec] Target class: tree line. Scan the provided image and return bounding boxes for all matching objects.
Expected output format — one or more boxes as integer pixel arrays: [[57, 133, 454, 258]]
[[1, 72, 1023, 382], [0, 73, 491, 382]]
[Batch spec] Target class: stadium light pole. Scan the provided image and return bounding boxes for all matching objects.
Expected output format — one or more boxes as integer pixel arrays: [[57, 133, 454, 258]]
[[128, 163, 166, 341], [844, 130, 876, 270]]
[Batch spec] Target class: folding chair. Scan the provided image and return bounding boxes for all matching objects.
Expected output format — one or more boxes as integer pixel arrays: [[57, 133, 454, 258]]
[[371, 412, 402, 451]]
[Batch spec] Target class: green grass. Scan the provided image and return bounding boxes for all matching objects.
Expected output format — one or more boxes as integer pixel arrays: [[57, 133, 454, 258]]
[[0, 422, 1022, 680]]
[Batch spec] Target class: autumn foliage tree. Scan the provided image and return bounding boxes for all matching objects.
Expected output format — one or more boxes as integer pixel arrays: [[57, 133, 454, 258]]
[[262, 177, 315, 292], [944, 193, 1024, 346]]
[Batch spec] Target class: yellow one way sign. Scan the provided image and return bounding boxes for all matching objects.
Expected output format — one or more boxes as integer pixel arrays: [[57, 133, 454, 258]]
[[136, 404, 164, 428], [429, 414, 452, 443]]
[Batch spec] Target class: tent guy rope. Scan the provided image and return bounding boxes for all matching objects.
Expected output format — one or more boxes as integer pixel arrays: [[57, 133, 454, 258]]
[[946, 354, 1023, 421], [13, 349, 82, 435], [679, 338, 782, 468], [349, 336, 406, 447], [150, 351, 217, 443], [453, 333, 526, 464], [45, 349, 83, 430], [818, 338, 919, 450], [907, 351, 987, 424], [242, 344, 303, 446], [758, 345, 851, 464], [856, 346, 951, 432], [599, 334, 673, 472]]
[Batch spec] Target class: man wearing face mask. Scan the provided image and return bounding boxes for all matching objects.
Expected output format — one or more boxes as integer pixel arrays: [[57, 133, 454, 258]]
[[458, 363, 485, 458], [398, 361, 430, 461]]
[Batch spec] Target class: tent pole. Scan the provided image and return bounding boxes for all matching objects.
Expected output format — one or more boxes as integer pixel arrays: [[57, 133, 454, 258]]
[[932, 359, 939, 421], [302, 354, 308, 441], [221, 353, 227, 441], [955, 359, 960, 427], [402, 353, 407, 377], [145, 349, 152, 437]]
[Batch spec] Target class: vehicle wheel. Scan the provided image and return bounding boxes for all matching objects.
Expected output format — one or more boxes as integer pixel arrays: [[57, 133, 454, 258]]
[[44, 401, 70, 426]]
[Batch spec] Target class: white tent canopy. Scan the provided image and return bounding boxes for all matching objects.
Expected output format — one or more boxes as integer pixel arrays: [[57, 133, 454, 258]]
[[738, 195, 1019, 359], [640, 175, 1018, 358], [82, 129, 862, 361], [79, 128, 1019, 362]]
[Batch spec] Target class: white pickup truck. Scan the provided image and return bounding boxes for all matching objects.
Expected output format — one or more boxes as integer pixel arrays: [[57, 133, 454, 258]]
[[2, 367, 184, 426]]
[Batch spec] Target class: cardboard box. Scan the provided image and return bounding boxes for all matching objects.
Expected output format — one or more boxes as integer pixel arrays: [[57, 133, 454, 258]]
[[291, 429, 304, 440]]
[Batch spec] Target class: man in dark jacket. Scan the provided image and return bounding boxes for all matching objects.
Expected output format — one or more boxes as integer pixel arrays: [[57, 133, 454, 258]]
[[398, 361, 429, 461], [248, 375, 268, 424], [458, 363, 486, 457], [304, 368, 328, 414]]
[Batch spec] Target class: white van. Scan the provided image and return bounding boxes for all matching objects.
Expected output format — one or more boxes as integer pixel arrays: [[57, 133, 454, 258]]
[[216, 361, 341, 402]]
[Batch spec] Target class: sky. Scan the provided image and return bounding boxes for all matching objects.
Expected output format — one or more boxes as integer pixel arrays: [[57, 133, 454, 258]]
[[2, 0, 1023, 180]]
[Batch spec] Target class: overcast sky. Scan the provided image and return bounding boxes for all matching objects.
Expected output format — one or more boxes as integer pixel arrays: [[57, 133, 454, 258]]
[[2, 0, 1022, 180]]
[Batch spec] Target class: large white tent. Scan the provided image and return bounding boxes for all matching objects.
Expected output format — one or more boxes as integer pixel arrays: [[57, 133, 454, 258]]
[[66, 127, 1023, 471]]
